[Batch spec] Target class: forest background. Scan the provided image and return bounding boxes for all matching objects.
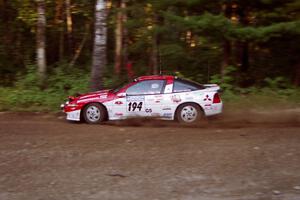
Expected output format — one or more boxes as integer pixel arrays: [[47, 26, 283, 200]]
[[0, 0, 299, 111]]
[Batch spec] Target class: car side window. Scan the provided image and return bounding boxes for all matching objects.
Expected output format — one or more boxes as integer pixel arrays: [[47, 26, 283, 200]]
[[173, 79, 204, 93], [126, 80, 165, 95]]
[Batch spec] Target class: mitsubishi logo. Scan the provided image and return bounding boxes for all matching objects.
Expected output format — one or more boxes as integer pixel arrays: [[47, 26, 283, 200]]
[[203, 95, 212, 101]]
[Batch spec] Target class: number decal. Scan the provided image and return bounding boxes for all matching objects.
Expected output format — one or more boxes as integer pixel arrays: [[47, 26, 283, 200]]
[[128, 102, 143, 112], [137, 102, 143, 111], [126, 96, 145, 112]]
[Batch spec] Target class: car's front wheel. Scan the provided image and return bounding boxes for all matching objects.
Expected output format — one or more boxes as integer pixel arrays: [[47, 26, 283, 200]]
[[83, 103, 107, 124], [176, 103, 203, 123]]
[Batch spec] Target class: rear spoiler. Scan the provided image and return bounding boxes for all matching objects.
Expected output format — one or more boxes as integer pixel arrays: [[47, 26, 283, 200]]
[[203, 84, 222, 93]]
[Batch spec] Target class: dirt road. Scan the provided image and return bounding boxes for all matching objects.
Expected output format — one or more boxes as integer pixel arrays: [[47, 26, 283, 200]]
[[0, 112, 300, 200]]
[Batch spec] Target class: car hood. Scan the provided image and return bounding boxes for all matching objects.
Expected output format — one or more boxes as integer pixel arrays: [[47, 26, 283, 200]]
[[71, 89, 112, 102]]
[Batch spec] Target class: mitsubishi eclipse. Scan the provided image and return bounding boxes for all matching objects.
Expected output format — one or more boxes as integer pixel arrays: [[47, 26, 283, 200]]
[[61, 75, 223, 124]]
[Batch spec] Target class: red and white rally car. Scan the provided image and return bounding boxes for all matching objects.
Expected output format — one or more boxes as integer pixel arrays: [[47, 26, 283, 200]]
[[61, 75, 223, 124]]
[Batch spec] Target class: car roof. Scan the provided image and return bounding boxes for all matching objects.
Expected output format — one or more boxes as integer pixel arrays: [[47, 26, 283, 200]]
[[136, 75, 175, 81]]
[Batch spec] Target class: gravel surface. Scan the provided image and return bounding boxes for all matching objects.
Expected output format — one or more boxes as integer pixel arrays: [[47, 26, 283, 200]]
[[0, 112, 300, 200]]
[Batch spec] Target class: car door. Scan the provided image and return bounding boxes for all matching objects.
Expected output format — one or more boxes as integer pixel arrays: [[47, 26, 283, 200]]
[[125, 80, 166, 118], [160, 79, 204, 119]]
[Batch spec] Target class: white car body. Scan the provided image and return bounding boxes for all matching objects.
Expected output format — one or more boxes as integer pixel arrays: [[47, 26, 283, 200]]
[[62, 75, 223, 123]]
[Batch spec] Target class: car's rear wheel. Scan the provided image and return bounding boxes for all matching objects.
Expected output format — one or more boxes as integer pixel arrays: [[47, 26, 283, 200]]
[[83, 103, 107, 124], [176, 103, 203, 123]]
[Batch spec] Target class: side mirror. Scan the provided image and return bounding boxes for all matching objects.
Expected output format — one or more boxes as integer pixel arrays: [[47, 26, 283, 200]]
[[117, 92, 126, 98]]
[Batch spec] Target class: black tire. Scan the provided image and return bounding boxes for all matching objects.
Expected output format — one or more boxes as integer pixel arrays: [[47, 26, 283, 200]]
[[176, 103, 203, 124], [82, 103, 107, 124]]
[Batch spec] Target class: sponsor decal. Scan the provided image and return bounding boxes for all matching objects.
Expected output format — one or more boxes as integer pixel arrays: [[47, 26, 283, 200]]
[[77, 97, 99, 103], [213, 105, 219, 110], [154, 95, 163, 103], [171, 94, 181, 103], [115, 112, 124, 116], [151, 83, 160, 89], [204, 104, 212, 110], [145, 108, 152, 113], [127, 96, 145, 101], [146, 98, 155, 102], [164, 84, 173, 93], [203, 95, 212, 101], [99, 95, 107, 99], [79, 94, 98, 99], [115, 101, 123, 105], [162, 107, 171, 111]]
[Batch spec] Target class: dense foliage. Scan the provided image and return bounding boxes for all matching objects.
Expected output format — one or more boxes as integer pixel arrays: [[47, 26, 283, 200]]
[[0, 0, 299, 111]]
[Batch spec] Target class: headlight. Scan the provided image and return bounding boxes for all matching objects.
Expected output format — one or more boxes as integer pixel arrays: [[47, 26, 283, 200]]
[[68, 103, 78, 107]]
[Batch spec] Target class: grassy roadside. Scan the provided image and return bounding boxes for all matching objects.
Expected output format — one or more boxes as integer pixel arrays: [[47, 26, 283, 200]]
[[1, 66, 299, 113], [0, 87, 84, 112], [222, 89, 300, 111], [0, 87, 299, 113]]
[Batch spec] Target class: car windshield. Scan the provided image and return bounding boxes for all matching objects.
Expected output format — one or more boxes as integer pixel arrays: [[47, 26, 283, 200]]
[[111, 81, 130, 93]]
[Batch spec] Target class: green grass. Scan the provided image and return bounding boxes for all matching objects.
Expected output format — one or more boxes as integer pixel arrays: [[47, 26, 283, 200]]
[[1, 86, 299, 112], [0, 66, 91, 112], [222, 88, 300, 111], [0, 87, 65, 112]]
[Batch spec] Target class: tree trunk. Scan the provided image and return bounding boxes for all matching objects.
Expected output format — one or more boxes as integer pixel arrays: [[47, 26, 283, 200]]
[[55, 0, 63, 23], [55, 0, 64, 61], [36, 0, 47, 87], [122, 0, 131, 80], [114, 0, 123, 76], [150, 13, 159, 75], [91, 0, 107, 91], [65, 0, 73, 57]]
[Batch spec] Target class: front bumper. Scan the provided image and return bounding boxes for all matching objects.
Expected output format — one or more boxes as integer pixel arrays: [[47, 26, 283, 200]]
[[61, 101, 81, 121], [66, 110, 81, 121]]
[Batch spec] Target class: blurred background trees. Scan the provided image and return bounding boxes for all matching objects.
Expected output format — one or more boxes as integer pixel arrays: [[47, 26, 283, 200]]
[[0, 0, 299, 90]]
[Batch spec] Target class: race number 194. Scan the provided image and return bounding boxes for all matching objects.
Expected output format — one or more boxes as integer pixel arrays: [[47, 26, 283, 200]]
[[128, 102, 143, 112]]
